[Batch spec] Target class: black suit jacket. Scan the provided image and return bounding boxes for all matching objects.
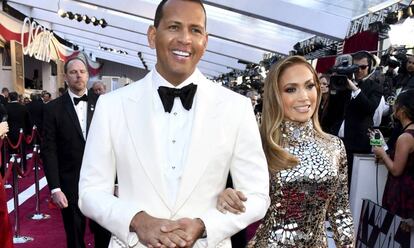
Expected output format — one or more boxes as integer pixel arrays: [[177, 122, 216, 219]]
[[331, 78, 383, 153], [0, 103, 6, 121], [5, 102, 32, 144], [26, 99, 44, 135], [0, 95, 7, 105], [42, 91, 97, 204]]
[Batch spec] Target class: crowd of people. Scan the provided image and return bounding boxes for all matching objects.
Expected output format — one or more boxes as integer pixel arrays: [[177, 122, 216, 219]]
[[1, 0, 414, 247]]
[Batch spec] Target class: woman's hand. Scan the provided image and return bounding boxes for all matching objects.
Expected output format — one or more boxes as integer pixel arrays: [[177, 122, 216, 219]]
[[0, 121, 9, 138], [372, 145, 386, 158], [216, 188, 247, 214]]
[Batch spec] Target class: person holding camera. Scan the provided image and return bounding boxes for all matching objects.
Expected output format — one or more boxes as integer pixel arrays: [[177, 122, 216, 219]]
[[331, 51, 383, 187], [396, 55, 414, 91], [371, 89, 414, 226]]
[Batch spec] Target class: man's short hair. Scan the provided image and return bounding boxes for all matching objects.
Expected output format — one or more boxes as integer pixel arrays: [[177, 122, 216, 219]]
[[8, 92, 18, 101], [352, 51, 375, 71], [1, 87, 9, 93], [92, 81, 106, 89], [30, 93, 41, 101], [153, 0, 207, 28], [64, 57, 88, 74]]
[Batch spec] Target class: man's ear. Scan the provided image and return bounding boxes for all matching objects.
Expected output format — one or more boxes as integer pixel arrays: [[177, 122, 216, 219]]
[[147, 25, 157, 49]]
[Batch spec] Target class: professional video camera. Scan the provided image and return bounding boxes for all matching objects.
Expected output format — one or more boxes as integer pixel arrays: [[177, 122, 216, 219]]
[[380, 45, 407, 69], [329, 54, 359, 91]]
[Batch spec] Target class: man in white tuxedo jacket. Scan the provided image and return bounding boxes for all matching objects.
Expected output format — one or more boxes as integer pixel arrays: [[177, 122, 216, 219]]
[[78, 0, 270, 247]]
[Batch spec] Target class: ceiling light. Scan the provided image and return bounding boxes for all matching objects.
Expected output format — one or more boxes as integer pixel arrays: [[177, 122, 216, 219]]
[[67, 11, 74, 20], [83, 15, 91, 24], [99, 19, 107, 28], [74, 13, 82, 22], [58, 9, 67, 18]]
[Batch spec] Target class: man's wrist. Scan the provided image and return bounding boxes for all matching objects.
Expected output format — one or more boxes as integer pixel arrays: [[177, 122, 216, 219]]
[[195, 218, 207, 238], [51, 188, 62, 194], [129, 211, 144, 232]]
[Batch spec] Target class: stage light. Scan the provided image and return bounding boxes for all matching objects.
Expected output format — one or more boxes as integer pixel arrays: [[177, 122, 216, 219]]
[[385, 12, 399, 24], [74, 13, 82, 22], [83, 15, 91, 24], [58, 10, 108, 28], [91, 16, 99, 26], [67, 11, 74, 20], [58, 9, 67, 18], [99, 45, 128, 55], [99, 19, 107, 28]]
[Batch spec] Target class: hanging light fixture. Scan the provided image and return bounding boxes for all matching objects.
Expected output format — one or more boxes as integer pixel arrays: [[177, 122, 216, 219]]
[[57, 7, 108, 28], [99, 19, 108, 28], [82, 15, 91, 24]]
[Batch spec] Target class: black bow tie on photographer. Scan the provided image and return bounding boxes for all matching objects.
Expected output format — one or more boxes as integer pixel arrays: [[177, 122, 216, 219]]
[[74, 94, 88, 105], [157, 83, 197, 113]]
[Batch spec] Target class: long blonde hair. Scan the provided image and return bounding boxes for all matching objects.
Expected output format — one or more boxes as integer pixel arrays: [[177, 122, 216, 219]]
[[260, 55, 326, 172]]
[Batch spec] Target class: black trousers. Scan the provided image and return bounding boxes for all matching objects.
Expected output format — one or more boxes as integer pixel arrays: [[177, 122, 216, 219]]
[[61, 204, 86, 248], [61, 203, 111, 248]]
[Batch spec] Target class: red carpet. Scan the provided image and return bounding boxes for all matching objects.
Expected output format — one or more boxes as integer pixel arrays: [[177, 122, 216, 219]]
[[4, 158, 94, 248]]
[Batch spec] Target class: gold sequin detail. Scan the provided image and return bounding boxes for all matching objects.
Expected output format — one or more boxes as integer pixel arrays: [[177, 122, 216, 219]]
[[248, 120, 354, 248]]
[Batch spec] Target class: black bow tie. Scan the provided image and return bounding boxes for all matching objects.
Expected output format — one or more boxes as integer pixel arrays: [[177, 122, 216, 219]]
[[157, 83, 197, 113], [73, 94, 88, 105]]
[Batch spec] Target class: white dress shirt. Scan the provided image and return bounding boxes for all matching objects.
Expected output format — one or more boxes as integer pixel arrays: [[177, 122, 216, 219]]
[[338, 88, 360, 138], [152, 69, 197, 206], [68, 89, 88, 140]]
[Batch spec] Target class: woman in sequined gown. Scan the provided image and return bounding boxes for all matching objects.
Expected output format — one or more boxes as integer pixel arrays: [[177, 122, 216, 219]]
[[217, 56, 354, 247]]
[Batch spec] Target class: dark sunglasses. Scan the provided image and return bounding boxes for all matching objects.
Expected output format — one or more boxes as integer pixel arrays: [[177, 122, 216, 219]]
[[357, 65, 369, 70]]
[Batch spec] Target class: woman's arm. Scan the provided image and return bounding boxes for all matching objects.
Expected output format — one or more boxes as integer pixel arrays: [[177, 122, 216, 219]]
[[327, 139, 354, 247], [373, 133, 414, 176]]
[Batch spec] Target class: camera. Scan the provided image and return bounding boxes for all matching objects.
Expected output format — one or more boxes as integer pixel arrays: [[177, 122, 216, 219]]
[[329, 54, 359, 91]]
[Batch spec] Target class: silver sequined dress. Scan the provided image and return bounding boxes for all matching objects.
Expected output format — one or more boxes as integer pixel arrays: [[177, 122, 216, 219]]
[[248, 120, 354, 248]]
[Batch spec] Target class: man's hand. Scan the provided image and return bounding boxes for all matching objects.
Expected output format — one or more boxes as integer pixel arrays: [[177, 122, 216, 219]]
[[0, 121, 9, 138], [347, 79, 359, 91], [130, 211, 188, 248], [51, 191, 68, 208], [217, 188, 247, 214], [162, 218, 205, 247]]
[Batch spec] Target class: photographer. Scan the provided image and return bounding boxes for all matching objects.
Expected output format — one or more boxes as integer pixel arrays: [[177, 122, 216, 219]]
[[396, 55, 414, 91], [328, 51, 383, 187]]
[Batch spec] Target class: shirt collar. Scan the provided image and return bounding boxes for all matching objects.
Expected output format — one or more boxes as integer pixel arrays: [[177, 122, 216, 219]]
[[152, 68, 200, 90], [68, 88, 88, 105], [152, 68, 202, 112]]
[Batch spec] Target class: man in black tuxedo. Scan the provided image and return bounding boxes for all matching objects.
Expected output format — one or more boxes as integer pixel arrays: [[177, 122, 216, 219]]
[[42, 57, 110, 248], [0, 88, 9, 105], [5, 92, 32, 169], [26, 93, 44, 136]]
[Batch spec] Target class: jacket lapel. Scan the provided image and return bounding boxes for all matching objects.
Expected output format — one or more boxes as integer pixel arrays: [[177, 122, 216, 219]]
[[86, 93, 97, 136], [172, 76, 220, 214], [122, 73, 171, 211], [63, 93, 84, 140]]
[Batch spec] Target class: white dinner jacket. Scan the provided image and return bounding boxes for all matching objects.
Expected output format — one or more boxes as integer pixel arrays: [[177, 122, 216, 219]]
[[79, 69, 270, 248]]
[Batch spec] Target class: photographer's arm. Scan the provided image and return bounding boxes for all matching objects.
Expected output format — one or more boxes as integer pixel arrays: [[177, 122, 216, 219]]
[[348, 79, 382, 115]]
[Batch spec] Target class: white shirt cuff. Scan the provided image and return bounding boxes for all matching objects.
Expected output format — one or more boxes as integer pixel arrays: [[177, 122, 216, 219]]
[[51, 188, 62, 194], [351, 88, 361, 98]]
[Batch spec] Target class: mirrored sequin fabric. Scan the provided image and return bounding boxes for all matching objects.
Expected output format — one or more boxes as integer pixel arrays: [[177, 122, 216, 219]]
[[248, 120, 354, 248]]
